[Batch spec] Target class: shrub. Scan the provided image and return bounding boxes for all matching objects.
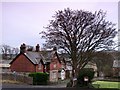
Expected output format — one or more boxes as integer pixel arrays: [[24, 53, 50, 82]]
[[29, 72, 49, 85], [77, 68, 95, 87]]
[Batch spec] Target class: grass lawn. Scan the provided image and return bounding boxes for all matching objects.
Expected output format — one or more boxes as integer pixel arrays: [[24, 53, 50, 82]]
[[92, 81, 120, 89]]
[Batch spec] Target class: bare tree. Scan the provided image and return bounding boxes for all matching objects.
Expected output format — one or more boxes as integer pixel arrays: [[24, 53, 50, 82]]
[[1, 44, 11, 59], [1, 44, 19, 59], [41, 8, 117, 86]]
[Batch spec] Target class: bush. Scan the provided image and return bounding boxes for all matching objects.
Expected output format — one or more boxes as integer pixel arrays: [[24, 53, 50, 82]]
[[29, 72, 49, 85], [77, 68, 95, 87], [113, 76, 120, 78]]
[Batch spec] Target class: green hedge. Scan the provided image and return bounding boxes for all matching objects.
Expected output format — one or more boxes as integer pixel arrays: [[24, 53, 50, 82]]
[[77, 68, 95, 87], [29, 72, 49, 85]]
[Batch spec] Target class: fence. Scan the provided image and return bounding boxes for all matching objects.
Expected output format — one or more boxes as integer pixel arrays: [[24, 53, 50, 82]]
[[1, 72, 33, 84]]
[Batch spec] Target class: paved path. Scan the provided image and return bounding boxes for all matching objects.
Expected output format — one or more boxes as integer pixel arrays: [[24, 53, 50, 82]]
[[2, 83, 67, 88]]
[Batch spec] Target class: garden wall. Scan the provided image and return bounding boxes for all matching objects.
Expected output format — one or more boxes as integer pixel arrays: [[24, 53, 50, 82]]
[[1, 72, 33, 84]]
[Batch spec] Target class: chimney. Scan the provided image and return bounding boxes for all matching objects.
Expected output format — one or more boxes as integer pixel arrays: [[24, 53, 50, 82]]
[[20, 43, 26, 53], [36, 44, 40, 52], [53, 46, 57, 52]]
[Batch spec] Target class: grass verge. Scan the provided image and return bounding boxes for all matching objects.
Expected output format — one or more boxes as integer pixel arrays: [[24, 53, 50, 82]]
[[92, 81, 120, 89]]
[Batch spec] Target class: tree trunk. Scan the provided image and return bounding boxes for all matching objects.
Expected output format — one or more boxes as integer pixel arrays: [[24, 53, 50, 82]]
[[70, 75, 78, 87], [70, 67, 78, 87]]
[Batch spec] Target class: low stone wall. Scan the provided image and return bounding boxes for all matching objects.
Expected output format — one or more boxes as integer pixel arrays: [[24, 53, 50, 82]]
[[1, 72, 33, 84]]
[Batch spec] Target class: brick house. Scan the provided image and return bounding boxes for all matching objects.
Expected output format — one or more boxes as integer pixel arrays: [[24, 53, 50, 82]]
[[9, 43, 66, 82], [10, 44, 45, 72], [39, 47, 66, 82], [49, 47, 66, 82]]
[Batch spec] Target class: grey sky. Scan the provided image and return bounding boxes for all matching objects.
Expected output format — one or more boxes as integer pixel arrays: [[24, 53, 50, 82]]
[[1, 1, 119, 48]]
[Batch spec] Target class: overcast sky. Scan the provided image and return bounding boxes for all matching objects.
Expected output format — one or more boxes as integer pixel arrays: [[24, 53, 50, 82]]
[[1, 0, 119, 48]]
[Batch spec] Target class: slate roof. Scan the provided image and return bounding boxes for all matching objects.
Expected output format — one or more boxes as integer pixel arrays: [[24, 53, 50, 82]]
[[39, 50, 62, 63], [39, 50, 53, 62], [25, 51, 44, 64], [10, 50, 65, 65], [10, 51, 44, 65]]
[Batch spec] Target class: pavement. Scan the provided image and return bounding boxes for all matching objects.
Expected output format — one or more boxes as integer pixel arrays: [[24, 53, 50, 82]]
[[2, 83, 67, 88], [1, 79, 68, 89]]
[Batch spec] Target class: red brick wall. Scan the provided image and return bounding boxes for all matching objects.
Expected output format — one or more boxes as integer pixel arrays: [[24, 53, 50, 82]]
[[10, 54, 36, 72], [50, 58, 61, 70], [35, 64, 44, 72]]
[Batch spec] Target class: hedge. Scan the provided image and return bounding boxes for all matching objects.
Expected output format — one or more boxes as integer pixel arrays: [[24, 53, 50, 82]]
[[29, 72, 49, 85], [77, 68, 95, 87]]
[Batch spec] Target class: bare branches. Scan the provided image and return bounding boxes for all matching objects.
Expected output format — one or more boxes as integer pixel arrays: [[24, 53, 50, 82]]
[[40, 8, 117, 78]]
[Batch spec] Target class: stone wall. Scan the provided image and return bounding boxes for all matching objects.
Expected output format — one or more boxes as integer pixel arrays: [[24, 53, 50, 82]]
[[1, 72, 33, 84]]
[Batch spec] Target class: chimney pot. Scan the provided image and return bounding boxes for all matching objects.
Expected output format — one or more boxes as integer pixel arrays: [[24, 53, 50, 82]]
[[20, 43, 26, 53], [36, 44, 40, 52]]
